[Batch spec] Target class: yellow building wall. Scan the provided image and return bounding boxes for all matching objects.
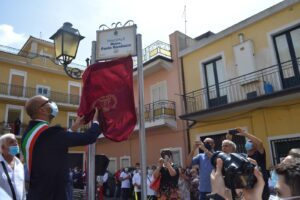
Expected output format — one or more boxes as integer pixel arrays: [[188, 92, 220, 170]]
[[183, 3, 300, 93], [189, 99, 300, 168]]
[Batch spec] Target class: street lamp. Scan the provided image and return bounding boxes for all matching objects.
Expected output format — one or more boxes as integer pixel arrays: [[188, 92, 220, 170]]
[[50, 22, 85, 79]]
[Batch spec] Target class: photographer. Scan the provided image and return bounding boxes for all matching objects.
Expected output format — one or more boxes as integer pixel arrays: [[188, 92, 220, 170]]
[[235, 128, 270, 200], [153, 149, 179, 200], [210, 158, 265, 200], [186, 138, 215, 200]]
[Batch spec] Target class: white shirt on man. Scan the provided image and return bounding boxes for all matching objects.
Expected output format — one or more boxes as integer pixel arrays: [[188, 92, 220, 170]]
[[0, 154, 26, 200], [120, 171, 131, 188], [132, 172, 141, 192]]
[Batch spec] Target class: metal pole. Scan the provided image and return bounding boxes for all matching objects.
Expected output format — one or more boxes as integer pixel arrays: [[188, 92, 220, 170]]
[[137, 34, 147, 200], [87, 41, 97, 200]]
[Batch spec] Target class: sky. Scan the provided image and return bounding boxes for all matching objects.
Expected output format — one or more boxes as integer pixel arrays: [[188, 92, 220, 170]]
[[0, 0, 283, 65]]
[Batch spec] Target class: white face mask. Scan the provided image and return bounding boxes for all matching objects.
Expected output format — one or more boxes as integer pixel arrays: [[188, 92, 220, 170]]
[[147, 169, 153, 175], [269, 195, 300, 200]]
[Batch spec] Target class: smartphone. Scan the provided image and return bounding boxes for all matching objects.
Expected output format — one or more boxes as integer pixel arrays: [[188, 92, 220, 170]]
[[164, 155, 170, 163], [228, 129, 239, 135]]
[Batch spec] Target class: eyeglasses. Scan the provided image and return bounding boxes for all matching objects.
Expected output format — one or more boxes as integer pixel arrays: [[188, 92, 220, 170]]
[[39, 100, 52, 108]]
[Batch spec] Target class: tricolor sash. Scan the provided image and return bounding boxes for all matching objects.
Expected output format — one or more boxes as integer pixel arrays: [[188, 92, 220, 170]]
[[21, 122, 49, 175]]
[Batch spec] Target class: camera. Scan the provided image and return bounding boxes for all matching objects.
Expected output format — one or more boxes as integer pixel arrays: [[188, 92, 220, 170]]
[[211, 151, 257, 189], [228, 129, 239, 135]]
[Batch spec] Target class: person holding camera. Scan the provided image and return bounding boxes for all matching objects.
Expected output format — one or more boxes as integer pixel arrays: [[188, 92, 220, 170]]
[[210, 158, 265, 200], [234, 128, 270, 200], [153, 149, 179, 200], [186, 138, 215, 200]]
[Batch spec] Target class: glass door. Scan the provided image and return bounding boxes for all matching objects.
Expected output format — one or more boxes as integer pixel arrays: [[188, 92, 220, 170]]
[[273, 26, 300, 88], [204, 57, 227, 107]]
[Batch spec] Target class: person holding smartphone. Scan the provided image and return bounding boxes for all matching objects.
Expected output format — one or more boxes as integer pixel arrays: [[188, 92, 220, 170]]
[[234, 127, 270, 200], [186, 138, 215, 200], [153, 149, 179, 200]]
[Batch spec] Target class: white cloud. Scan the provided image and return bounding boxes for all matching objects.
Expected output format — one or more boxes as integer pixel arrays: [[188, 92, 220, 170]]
[[0, 24, 27, 47]]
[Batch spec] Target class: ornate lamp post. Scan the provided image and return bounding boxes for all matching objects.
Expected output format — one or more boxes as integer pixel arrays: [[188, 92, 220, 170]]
[[50, 22, 85, 79]]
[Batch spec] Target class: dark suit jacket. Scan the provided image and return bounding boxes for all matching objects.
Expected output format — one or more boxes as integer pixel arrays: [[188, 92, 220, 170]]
[[21, 120, 101, 200]]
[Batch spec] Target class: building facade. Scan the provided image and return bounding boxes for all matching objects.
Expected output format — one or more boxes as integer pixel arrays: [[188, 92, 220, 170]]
[[0, 36, 85, 168], [180, 0, 300, 167]]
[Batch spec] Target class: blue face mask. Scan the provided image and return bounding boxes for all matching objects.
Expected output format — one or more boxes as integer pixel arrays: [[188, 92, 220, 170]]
[[9, 145, 19, 156], [49, 101, 59, 117], [245, 141, 253, 151]]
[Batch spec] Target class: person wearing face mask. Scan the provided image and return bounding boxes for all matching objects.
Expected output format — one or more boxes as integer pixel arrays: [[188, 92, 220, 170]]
[[235, 127, 270, 200], [120, 167, 132, 200], [0, 133, 26, 200], [132, 163, 141, 200], [146, 165, 157, 200], [186, 138, 215, 200], [21, 95, 102, 200]]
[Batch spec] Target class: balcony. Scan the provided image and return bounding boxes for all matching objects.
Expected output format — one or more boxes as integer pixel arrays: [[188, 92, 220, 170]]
[[135, 100, 177, 130], [133, 41, 173, 78], [0, 82, 80, 107], [181, 58, 300, 121]]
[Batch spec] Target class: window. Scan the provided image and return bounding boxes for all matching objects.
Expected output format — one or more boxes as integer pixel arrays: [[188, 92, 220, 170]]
[[269, 134, 300, 165], [36, 85, 50, 97], [67, 112, 77, 129], [68, 81, 81, 105], [9, 69, 27, 97], [151, 81, 167, 102], [107, 158, 117, 174], [120, 156, 131, 168]]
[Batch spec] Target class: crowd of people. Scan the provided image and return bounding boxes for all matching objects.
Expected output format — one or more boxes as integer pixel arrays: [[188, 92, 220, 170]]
[[0, 95, 299, 200]]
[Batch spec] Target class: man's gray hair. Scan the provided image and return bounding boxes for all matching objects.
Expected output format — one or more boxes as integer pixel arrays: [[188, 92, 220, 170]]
[[0, 133, 16, 153], [223, 139, 237, 151]]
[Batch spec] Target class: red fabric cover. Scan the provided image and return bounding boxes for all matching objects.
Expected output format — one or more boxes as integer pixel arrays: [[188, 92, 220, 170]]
[[78, 56, 136, 142]]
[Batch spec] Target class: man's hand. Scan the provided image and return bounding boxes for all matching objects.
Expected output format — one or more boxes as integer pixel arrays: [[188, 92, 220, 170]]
[[93, 108, 99, 122], [70, 116, 85, 132], [243, 167, 264, 200], [236, 127, 247, 137], [210, 158, 229, 199]]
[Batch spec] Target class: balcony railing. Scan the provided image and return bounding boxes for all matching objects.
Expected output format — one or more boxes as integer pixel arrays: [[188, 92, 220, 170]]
[[143, 41, 171, 62], [0, 82, 80, 105], [137, 100, 176, 123], [183, 58, 300, 114]]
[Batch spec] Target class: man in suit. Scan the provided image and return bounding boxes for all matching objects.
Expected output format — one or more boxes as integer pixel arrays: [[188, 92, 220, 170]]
[[21, 95, 102, 200]]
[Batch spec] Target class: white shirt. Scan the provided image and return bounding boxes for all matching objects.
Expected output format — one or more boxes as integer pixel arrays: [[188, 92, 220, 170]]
[[0, 154, 26, 200], [103, 172, 108, 183], [146, 174, 156, 196], [132, 172, 141, 192], [120, 171, 131, 188]]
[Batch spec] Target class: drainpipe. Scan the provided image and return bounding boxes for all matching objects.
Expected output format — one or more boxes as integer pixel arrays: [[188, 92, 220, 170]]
[[180, 57, 197, 153]]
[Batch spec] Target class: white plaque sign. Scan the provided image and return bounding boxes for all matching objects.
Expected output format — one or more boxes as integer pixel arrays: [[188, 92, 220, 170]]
[[96, 25, 137, 60]]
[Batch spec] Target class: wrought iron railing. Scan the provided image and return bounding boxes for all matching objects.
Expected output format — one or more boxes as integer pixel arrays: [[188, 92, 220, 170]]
[[0, 82, 80, 105], [136, 100, 176, 123], [142, 40, 171, 62], [183, 58, 300, 114]]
